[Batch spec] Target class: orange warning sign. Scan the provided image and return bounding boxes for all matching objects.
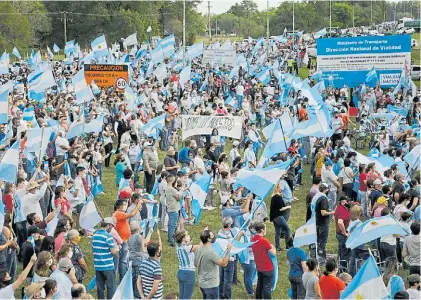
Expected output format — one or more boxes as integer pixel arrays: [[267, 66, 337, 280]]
[[84, 64, 128, 90]]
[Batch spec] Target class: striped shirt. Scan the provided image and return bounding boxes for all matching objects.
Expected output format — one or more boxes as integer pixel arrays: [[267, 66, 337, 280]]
[[140, 258, 163, 300], [92, 229, 115, 271], [176, 245, 195, 271]]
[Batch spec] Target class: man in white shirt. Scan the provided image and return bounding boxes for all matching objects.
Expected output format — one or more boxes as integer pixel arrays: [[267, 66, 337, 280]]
[[321, 161, 340, 210], [235, 82, 245, 107], [50, 258, 75, 300], [55, 130, 71, 176], [193, 147, 205, 180], [22, 181, 48, 222], [407, 274, 421, 300], [72, 164, 87, 213]]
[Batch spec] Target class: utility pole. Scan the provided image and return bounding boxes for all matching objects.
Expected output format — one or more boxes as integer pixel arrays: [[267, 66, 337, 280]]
[[266, 0, 269, 61], [208, 1, 211, 42], [183, 0, 186, 66], [215, 18, 218, 37], [329, 0, 332, 37], [63, 11, 67, 44]]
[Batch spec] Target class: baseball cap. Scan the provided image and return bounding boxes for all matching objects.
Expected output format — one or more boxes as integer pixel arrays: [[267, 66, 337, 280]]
[[325, 160, 333, 167], [118, 190, 131, 199], [103, 217, 116, 226], [408, 274, 420, 284], [320, 183, 330, 190], [27, 181, 40, 190], [377, 196, 387, 205], [222, 217, 233, 227], [76, 164, 85, 169], [373, 179, 382, 185], [27, 225, 43, 236], [58, 257, 73, 269]]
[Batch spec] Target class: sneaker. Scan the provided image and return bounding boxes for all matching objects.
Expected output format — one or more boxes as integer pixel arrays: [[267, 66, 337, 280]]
[[207, 206, 217, 211]]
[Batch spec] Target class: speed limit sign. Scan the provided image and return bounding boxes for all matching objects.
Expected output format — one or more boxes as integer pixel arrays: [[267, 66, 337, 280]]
[[116, 77, 127, 90]]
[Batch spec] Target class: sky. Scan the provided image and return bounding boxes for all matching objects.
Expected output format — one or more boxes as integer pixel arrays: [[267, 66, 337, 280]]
[[197, 0, 282, 15]]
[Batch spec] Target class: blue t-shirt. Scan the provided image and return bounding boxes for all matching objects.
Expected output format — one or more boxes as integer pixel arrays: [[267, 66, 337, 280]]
[[287, 247, 307, 278]]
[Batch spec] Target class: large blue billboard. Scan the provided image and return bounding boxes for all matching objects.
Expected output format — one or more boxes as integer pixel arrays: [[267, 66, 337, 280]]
[[316, 35, 411, 88]]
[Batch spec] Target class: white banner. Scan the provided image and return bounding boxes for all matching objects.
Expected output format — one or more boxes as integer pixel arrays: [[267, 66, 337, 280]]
[[202, 49, 237, 67], [181, 115, 243, 140]]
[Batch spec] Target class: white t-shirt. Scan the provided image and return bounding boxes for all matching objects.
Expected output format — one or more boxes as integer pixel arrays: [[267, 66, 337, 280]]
[[0, 285, 15, 300], [236, 85, 244, 96], [72, 176, 86, 207], [321, 167, 339, 192], [339, 167, 354, 185], [407, 288, 421, 300], [193, 156, 205, 179], [55, 136, 70, 156]]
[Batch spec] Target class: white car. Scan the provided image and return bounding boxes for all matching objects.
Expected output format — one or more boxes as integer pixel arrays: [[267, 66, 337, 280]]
[[412, 65, 420, 81]]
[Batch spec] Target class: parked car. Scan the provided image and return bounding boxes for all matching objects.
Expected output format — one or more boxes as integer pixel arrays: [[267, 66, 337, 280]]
[[411, 65, 420, 81]]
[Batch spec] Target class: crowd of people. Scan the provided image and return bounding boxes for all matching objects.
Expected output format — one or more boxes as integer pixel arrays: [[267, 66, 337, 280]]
[[0, 29, 419, 300]]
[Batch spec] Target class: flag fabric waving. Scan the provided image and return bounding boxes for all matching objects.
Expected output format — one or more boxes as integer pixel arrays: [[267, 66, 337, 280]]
[[236, 168, 286, 199], [112, 264, 134, 299], [79, 195, 102, 231], [340, 255, 389, 299], [190, 173, 212, 224], [346, 214, 410, 250], [0, 140, 20, 183], [0, 90, 8, 124], [293, 217, 317, 248], [12, 47, 21, 59], [91, 35, 109, 58]]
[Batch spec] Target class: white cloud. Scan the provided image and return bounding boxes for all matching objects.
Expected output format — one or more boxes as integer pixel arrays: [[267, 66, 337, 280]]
[[197, 0, 281, 15]]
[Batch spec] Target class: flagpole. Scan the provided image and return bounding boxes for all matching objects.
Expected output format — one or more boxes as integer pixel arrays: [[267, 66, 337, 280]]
[[278, 116, 288, 151], [37, 126, 45, 166]]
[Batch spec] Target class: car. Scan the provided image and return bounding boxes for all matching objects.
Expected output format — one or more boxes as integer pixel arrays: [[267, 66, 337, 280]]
[[411, 65, 420, 81]]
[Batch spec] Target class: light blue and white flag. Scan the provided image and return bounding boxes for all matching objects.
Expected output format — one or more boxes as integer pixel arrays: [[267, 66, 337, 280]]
[[91, 80, 101, 95], [0, 140, 20, 183], [29, 67, 56, 93], [0, 81, 13, 94], [153, 63, 168, 83], [91, 35, 109, 58], [123, 32, 138, 48], [26, 127, 54, 159], [0, 52, 9, 75], [72, 69, 94, 104], [365, 66, 378, 87], [66, 115, 85, 139], [293, 217, 317, 247], [256, 67, 271, 85], [190, 173, 211, 224], [269, 252, 278, 293], [46, 46, 54, 60], [236, 167, 286, 199], [179, 65, 191, 88], [229, 66, 239, 79], [112, 264, 134, 299], [187, 41, 204, 59], [340, 255, 389, 299], [53, 44, 60, 53], [287, 104, 333, 139], [258, 119, 290, 167], [46, 212, 59, 237], [224, 95, 238, 109], [212, 238, 255, 257], [22, 107, 39, 128], [79, 195, 102, 231], [159, 34, 176, 58], [404, 144, 420, 171], [151, 45, 164, 64], [0, 90, 8, 124], [303, 87, 323, 107], [346, 214, 410, 250], [64, 40, 75, 55], [141, 113, 166, 137], [12, 47, 21, 59]]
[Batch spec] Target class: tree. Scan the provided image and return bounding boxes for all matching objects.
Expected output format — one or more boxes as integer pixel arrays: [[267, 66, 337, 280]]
[[228, 0, 258, 18], [13, 0, 52, 47], [332, 2, 353, 28], [0, 2, 31, 51]]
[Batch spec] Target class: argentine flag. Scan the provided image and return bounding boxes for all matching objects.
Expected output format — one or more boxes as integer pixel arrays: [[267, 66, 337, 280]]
[[187, 41, 204, 59], [293, 217, 317, 247], [236, 167, 286, 199], [365, 66, 378, 87], [53, 44, 60, 53], [112, 264, 134, 299], [64, 40, 75, 55], [346, 214, 410, 250], [179, 65, 191, 88], [79, 195, 102, 231], [0, 90, 8, 124], [0, 53, 9, 75], [12, 47, 21, 59], [141, 113, 166, 138], [0, 140, 20, 183], [404, 144, 420, 171], [25, 127, 54, 159], [224, 95, 238, 109], [91, 35, 109, 58], [212, 238, 255, 257], [258, 119, 290, 167], [190, 173, 211, 224], [256, 67, 271, 85], [340, 255, 389, 299]]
